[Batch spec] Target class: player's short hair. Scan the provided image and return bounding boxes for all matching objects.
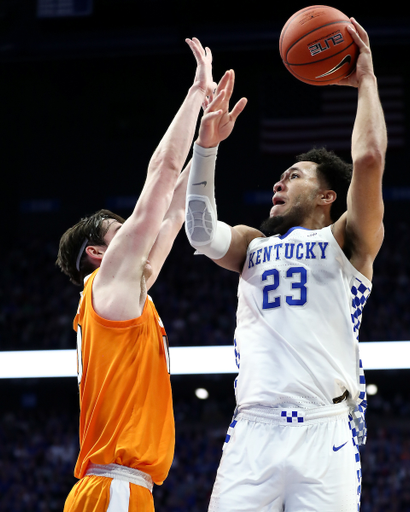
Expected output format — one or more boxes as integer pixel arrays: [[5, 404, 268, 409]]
[[296, 147, 352, 222], [56, 209, 125, 286]]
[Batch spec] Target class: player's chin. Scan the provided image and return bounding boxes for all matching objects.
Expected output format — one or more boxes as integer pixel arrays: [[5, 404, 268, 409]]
[[270, 205, 286, 217]]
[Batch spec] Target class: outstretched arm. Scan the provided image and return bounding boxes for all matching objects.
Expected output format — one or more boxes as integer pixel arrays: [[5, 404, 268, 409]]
[[333, 19, 387, 281], [185, 70, 262, 273], [145, 160, 192, 290], [94, 38, 214, 320]]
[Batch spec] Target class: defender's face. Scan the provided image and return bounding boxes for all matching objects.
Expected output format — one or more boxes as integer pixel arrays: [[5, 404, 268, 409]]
[[270, 161, 321, 219]]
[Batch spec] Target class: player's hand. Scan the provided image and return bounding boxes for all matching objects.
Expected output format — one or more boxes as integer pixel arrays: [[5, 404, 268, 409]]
[[186, 37, 216, 107], [196, 69, 247, 148], [337, 19, 374, 87]]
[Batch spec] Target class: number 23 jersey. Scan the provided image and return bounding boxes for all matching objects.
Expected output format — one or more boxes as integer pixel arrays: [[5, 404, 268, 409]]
[[234, 225, 371, 410]]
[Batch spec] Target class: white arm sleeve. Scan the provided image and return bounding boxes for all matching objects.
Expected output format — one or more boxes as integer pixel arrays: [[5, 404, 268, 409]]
[[185, 143, 232, 260]]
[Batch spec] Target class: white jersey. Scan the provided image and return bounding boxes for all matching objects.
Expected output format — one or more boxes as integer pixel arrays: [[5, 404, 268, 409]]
[[234, 225, 370, 412]]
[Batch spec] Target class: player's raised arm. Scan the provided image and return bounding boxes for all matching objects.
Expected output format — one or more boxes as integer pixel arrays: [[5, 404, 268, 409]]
[[185, 70, 260, 273], [93, 38, 214, 319], [332, 19, 387, 280], [145, 160, 192, 290]]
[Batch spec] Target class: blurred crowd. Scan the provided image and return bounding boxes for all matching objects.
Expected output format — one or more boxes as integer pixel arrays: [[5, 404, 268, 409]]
[[1, 215, 410, 352], [1, 213, 410, 510]]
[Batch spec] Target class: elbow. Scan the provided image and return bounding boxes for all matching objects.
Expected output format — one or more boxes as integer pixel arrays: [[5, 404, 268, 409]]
[[167, 209, 185, 230], [149, 147, 181, 177], [354, 146, 385, 174], [353, 127, 387, 174]]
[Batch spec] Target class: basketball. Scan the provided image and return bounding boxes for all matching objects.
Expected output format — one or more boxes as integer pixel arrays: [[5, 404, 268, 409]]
[[279, 5, 359, 86]]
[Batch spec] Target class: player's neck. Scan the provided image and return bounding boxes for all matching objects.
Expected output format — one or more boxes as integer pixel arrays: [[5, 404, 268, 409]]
[[300, 209, 332, 231]]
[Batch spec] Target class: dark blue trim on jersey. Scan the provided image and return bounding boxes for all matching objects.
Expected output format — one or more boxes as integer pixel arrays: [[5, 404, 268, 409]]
[[278, 226, 311, 240]]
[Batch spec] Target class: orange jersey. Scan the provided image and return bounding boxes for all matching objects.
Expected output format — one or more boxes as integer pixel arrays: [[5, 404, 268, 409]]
[[73, 269, 174, 485]]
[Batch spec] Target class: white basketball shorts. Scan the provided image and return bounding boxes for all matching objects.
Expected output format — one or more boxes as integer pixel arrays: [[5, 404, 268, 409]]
[[208, 402, 361, 512]]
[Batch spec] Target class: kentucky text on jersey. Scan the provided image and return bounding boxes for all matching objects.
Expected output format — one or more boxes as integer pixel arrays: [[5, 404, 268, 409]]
[[248, 239, 329, 268]]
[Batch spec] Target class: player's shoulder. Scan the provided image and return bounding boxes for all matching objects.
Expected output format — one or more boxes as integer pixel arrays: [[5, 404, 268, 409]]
[[233, 224, 265, 245]]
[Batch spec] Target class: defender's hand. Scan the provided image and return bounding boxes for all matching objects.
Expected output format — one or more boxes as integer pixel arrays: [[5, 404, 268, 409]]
[[197, 69, 247, 148], [186, 37, 216, 105]]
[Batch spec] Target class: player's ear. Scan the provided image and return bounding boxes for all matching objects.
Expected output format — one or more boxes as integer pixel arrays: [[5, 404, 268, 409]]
[[85, 245, 106, 264], [320, 190, 337, 205]]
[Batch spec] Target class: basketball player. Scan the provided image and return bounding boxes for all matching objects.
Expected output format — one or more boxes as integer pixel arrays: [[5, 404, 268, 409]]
[[185, 20, 386, 511], [56, 38, 215, 512]]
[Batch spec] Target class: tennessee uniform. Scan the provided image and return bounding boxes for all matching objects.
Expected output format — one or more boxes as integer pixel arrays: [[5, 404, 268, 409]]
[[64, 269, 174, 512]]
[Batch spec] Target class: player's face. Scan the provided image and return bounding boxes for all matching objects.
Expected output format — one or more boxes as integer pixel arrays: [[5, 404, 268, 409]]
[[270, 161, 321, 217], [261, 161, 322, 235]]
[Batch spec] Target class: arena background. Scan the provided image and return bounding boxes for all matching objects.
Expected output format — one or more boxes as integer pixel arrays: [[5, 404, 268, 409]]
[[1, 1, 410, 510]]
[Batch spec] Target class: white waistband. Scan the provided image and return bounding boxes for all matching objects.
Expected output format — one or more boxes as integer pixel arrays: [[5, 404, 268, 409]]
[[237, 402, 349, 425], [85, 463, 153, 493]]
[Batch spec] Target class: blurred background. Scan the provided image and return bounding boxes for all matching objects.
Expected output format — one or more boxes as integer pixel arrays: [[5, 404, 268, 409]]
[[1, 1, 410, 510]]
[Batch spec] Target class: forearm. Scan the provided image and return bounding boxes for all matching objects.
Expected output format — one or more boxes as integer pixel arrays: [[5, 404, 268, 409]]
[[352, 74, 387, 169], [148, 85, 206, 178], [185, 143, 232, 259], [345, 74, 386, 261], [125, 80, 208, 263], [145, 163, 192, 290], [163, 161, 191, 224]]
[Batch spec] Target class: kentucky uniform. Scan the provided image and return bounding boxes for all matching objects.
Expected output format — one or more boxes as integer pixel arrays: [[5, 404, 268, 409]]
[[209, 226, 369, 512], [64, 269, 174, 512]]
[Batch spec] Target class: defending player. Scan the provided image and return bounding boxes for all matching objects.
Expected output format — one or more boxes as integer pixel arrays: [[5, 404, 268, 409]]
[[56, 38, 215, 512], [185, 20, 386, 511]]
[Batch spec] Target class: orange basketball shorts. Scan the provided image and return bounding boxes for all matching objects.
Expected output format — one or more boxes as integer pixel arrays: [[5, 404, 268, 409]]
[[64, 472, 155, 512]]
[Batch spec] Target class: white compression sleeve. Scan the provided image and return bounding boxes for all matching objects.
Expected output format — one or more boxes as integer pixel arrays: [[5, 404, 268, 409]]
[[185, 143, 232, 260]]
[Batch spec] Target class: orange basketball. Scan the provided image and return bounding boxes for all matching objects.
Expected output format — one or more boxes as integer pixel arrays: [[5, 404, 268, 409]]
[[279, 5, 359, 86]]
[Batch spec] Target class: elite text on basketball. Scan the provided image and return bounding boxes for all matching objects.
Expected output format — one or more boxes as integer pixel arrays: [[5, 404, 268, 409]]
[[308, 31, 344, 56]]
